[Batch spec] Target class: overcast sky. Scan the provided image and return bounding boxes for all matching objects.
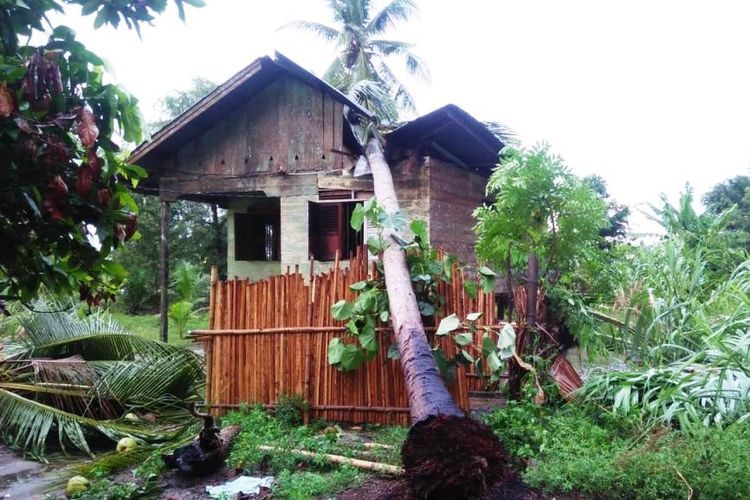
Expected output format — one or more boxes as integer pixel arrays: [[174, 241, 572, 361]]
[[53, 1, 750, 231]]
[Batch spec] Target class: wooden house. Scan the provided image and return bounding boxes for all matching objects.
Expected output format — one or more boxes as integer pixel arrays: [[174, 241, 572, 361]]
[[130, 53, 503, 335]]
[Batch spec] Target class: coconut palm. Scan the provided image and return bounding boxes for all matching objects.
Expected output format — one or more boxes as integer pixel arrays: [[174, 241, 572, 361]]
[[283, 0, 429, 122], [0, 301, 203, 459]]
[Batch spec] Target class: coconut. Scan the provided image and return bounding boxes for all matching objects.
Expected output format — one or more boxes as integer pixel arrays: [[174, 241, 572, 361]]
[[116, 437, 138, 453], [123, 412, 139, 422], [65, 476, 89, 497]]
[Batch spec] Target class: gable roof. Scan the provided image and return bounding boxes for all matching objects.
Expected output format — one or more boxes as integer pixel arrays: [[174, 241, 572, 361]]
[[130, 51, 373, 167], [385, 104, 503, 173]]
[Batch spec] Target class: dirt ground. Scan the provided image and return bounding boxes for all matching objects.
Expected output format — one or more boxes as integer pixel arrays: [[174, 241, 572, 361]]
[[338, 477, 573, 500]]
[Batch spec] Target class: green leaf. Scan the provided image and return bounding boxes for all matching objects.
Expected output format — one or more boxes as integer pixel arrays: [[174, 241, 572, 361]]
[[366, 235, 385, 254], [466, 312, 482, 322], [349, 280, 368, 291], [478, 266, 496, 277], [454, 332, 473, 346], [487, 351, 502, 372], [460, 349, 475, 363], [379, 310, 390, 323], [497, 323, 516, 359], [436, 314, 461, 336], [328, 338, 344, 365], [331, 300, 354, 321], [350, 204, 365, 231], [482, 334, 496, 356], [359, 328, 377, 353], [410, 219, 428, 244], [464, 281, 477, 300], [340, 344, 364, 371]]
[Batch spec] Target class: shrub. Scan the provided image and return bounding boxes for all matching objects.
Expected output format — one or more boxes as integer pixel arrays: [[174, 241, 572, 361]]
[[518, 411, 750, 499]]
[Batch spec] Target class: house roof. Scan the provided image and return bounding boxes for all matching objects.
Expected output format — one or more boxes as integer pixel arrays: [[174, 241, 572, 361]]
[[129, 51, 373, 167], [385, 104, 503, 174]]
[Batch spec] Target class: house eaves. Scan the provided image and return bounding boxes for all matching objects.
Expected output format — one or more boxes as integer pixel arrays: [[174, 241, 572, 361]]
[[384, 104, 503, 174]]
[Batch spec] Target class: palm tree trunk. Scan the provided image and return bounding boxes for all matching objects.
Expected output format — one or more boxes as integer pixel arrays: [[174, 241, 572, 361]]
[[365, 137, 509, 498], [365, 137, 462, 423]]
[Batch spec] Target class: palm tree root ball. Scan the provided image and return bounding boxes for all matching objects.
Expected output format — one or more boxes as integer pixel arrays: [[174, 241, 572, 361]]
[[401, 415, 513, 499]]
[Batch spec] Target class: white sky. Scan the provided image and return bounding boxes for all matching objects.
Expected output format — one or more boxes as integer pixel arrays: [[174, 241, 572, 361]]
[[51, 1, 750, 231]]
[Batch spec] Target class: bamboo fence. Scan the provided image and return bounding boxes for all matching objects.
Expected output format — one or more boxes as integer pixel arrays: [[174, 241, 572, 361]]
[[193, 247, 501, 425]]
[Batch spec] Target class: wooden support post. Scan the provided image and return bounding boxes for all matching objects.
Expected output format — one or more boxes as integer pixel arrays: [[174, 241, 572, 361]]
[[160, 200, 171, 343]]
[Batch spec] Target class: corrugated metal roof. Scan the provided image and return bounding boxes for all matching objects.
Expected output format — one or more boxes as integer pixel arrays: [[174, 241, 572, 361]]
[[129, 51, 372, 167], [384, 104, 503, 174]]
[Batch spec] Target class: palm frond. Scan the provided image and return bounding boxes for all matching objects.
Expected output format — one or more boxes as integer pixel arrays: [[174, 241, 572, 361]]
[[171, 261, 208, 304], [347, 79, 399, 123], [96, 350, 203, 405], [278, 20, 340, 41], [376, 62, 416, 113], [366, 0, 417, 35], [0, 388, 184, 460], [482, 121, 518, 146]]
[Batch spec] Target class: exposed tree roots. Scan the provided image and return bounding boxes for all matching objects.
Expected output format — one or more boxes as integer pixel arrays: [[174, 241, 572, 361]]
[[402, 415, 513, 499]]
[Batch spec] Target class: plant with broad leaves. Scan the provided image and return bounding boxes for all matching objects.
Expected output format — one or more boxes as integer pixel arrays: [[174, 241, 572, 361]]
[[0, 0, 203, 308], [433, 312, 526, 385], [328, 199, 498, 372]]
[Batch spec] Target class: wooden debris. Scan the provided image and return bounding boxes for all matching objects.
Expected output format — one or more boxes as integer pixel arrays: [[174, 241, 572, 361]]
[[257, 445, 404, 475]]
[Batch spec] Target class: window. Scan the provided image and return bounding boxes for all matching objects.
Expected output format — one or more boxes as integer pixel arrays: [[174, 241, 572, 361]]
[[235, 200, 280, 261], [309, 201, 363, 261]]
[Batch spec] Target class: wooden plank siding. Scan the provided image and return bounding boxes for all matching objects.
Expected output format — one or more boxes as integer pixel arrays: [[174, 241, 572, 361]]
[[160, 75, 344, 199], [196, 247, 502, 425]]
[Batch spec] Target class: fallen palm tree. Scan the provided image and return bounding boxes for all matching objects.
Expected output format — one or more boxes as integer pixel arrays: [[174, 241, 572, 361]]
[[0, 301, 204, 460], [364, 136, 512, 498]]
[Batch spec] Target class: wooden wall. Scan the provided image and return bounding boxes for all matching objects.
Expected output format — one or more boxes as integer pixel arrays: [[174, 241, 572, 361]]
[[165, 75, 344, 184]]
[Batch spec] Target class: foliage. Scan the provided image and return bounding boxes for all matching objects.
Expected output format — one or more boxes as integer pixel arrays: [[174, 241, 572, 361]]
[[113, 195, 225, 314], [109, 311, 206, 346], [273, 466, 363, 500], [166, 260, 208, 338], [0, 0, 202, 305], [474, 144, 608, 282], [113, 78, 225, 314], [648, 184, 746, 282], [68, 475, 159, 500], [167, 300, 193, 339], [283, 0, 428, 122], [482, 399, 550, 466], [703, 174, 750, 239], [518, 411, 750, 500], [327, 199, 499, 374], [583, 174, 630, 245], [582, 187, 750, 428], [275, 394, 309, 427], [223, 406, 405, 475], [0, 300, 203, 459], [148, 77, 216, 133]]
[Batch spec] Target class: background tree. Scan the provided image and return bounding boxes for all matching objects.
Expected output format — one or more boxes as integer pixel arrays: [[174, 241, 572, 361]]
[[584, 174, 630, 245], [0, 0, 202, 309], [703, 174, 750, 247], [115, 78, 226, 314], [284, 0, 429, 122]]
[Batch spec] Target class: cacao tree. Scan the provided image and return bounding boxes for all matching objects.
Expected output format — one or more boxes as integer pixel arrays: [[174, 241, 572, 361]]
[[0, 0, 203, 308]]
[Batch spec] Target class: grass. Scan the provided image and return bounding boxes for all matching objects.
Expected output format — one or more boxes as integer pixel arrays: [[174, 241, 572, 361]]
[[109, 311, 208, 346], [484, 401, 750, 500], [222, 405, 406, 499]]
